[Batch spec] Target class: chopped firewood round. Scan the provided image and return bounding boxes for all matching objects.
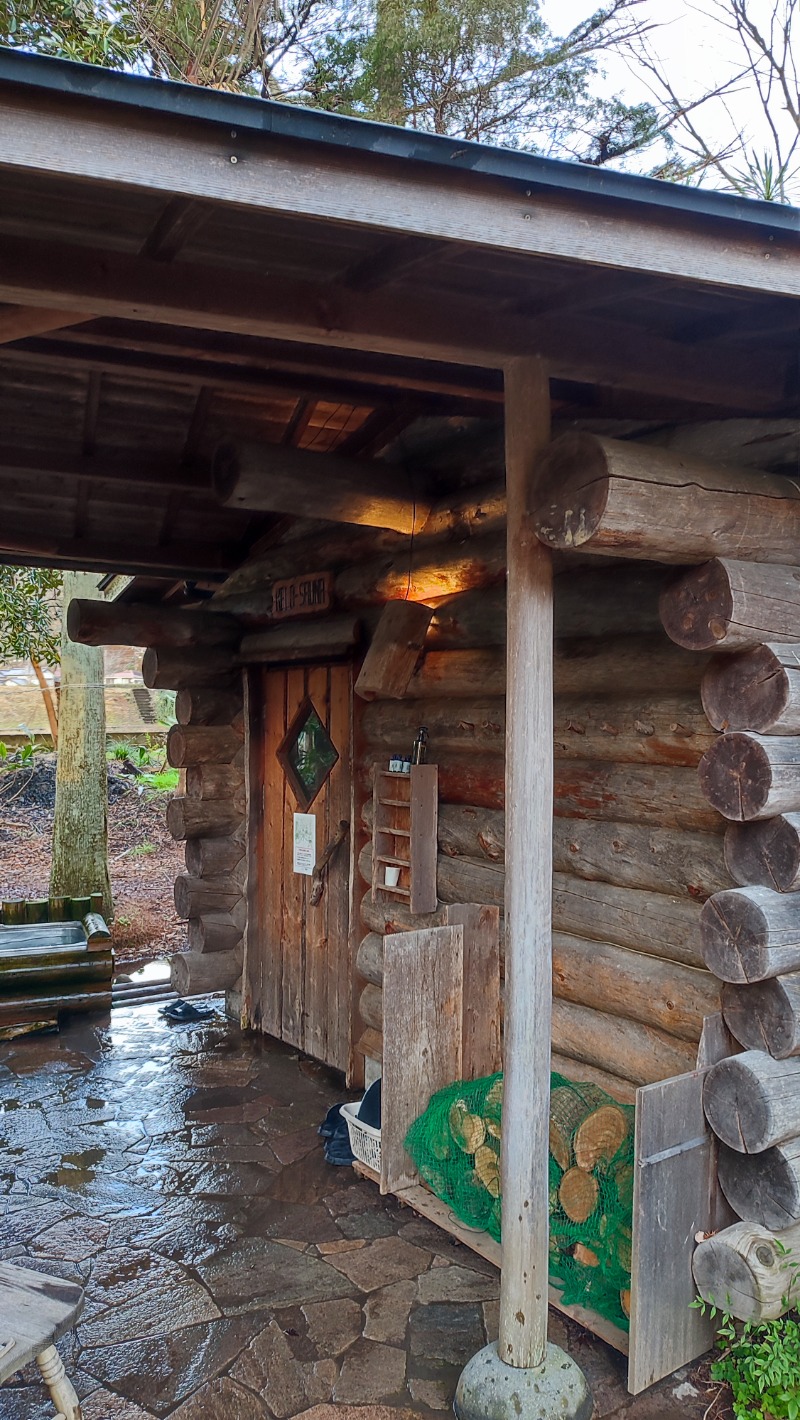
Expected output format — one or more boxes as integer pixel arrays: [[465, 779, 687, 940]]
[[449, 1102, 486, 1154], [573, 1243, 600, 1268], [549, 1083, 606, 1171], [559, 1166, 599, 1223], [621, 1289, 631, 1319], [574, 1104, 630, 1172], [474, 1144, 501, 1197]]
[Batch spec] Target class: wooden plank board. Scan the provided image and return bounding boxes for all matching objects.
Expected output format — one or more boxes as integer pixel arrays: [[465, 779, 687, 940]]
[[380, 925, 463, 1194], [281, 667, 307, 1049], [303, 664, 331, 1065], [410, 765, 438, 914], [444, 903, 501, 1077], [628, 1072, 716, 1395], [0, 1261, 84, 1381]]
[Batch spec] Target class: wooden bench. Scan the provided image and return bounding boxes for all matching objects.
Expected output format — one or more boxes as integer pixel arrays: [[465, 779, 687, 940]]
[[0, 1261, 84, 1418]]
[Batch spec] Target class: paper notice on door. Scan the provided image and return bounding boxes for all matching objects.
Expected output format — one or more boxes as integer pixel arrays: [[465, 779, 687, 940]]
[[293, 813, 316, 876]]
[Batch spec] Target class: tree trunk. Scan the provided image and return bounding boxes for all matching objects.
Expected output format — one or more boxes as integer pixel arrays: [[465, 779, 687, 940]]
[[725, 814, 800, 893], [533, 433, 800, 564], [722, 974, 800, 1057], [661, 559, 800, 652], [702, 645, 800, 735], [699, 733, 800, 821], [700, 886, 800, 982], [718, 1139, 800, 1230], [703, 1049, 800, 1152], [50, 572, 111, 916], [693, 1220, 800, 1321]]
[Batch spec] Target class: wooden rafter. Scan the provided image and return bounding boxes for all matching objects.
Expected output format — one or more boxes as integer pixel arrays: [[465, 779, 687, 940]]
[[0, 234, 792, 409], [0, 303, 90, 344], [140, 195, 211, 262]]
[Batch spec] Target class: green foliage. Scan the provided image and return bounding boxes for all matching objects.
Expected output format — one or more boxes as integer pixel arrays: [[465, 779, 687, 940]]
[[141, 768, 180, 794], [0, 733, 46, 768], [0, 0, 138, 65], [0, 565, 61, 667], [694, 1252, 800, 1420], [303, 0, 662, 160]]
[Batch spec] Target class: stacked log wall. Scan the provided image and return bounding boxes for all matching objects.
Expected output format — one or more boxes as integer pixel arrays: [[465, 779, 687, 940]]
[[354, 559, 731, 1091], [148, 663, 247, 998]]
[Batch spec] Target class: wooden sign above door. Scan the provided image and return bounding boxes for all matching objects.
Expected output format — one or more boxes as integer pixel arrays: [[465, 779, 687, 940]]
[[272, 572, 332, 620]]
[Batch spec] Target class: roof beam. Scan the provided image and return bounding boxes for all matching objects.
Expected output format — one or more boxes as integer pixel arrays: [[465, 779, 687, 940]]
[[0, 235, 792, 410], [0, 302, 90, 343], [0, 531, 239, 578], [0, 444, 199, 490], [0, 87, 797, 298]]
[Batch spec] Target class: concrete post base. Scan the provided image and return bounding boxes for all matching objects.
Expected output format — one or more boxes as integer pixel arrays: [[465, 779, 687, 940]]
[[454, 1342, 593, 1420]]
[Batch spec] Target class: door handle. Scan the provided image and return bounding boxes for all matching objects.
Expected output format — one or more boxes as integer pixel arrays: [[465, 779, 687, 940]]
[[310, 819, 350, 906]]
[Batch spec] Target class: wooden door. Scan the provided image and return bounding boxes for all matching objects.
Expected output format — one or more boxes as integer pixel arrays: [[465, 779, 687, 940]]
[[244, 662, 353, 1071]]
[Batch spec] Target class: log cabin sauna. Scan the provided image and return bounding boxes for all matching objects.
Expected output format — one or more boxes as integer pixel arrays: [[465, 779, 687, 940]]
[[0, 44, 797, 1398]]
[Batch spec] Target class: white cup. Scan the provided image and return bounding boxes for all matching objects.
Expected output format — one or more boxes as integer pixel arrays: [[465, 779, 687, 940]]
[[384, 865, 401, 888]]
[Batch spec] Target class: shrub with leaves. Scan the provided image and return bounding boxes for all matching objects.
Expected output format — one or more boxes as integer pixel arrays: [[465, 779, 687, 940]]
[[0, 565, 61, 667]]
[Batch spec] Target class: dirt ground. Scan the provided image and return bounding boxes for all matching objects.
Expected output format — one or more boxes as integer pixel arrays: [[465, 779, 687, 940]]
[[0, 757, 186, 965]]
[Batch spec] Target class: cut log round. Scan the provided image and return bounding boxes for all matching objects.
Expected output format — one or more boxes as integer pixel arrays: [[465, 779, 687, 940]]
[[167, 724, 243, 768], [174, 874, 242, 919], [548, 1084, 606, 1171], [67, 598, 239, 649], [185, 833, 246, 880], [726, 815, 800, 893], [170, 950, 242, 996], [166, 797, 244, 841], [142, 646, 239, 690], [175, 687, 243, 726], [722, 974, 800, 1058], [533, 433, 800, 565], [573, 1105, 630, 1172], [703, 1049, 800, 1152], [693, 1219, 800, 1321], [701, 886, 800, 983], [699, 733, 800, 822], [661, 559, 800, 652], [702, 645, 800, 735], [559, 1167, 599, 1223], [187, 912, 242, 954], [718, 1139, 800, 1230]]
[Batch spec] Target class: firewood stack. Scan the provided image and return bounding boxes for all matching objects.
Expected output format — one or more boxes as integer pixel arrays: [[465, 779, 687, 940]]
[[659, 560, 800, 1322]]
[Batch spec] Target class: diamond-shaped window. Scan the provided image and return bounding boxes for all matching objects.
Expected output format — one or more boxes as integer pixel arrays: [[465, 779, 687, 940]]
[[278, 697, 339, 810]]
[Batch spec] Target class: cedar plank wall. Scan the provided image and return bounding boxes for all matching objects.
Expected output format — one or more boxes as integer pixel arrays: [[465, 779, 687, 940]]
[[354, 559, 732, 1095]]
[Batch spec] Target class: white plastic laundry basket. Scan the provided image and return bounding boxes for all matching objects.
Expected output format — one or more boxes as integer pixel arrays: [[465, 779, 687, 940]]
[[341, 1100, 382, 1173]]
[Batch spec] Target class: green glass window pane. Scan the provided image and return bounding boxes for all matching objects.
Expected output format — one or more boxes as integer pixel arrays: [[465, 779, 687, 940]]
[[285, 703, 338, 803]]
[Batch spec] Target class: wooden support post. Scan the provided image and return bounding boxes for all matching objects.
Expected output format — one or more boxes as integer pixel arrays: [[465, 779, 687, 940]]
[[499, 357, 552, 1370]]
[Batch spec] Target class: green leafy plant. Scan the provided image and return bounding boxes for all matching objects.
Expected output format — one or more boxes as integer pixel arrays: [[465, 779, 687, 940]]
[[694, 1250, 800, 1420]]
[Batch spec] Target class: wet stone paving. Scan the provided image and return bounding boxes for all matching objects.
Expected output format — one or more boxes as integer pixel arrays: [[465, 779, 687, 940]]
[[0, 1005, 710, 1419]]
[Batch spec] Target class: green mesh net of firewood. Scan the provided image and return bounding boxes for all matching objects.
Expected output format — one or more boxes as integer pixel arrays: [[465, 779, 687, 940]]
[[404, 1071, 635, 1331]]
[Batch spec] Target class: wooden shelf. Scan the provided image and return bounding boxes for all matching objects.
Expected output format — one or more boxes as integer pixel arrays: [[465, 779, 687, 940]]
[[371, 762, 438, 915]]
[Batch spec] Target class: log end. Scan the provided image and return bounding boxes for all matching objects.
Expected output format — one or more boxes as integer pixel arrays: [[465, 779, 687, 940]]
[[699, 734, 772, 822], [725, 818, 800, 893], [718, 1140, 800, 1231], [701, 888, 769, 983], [692, 1231, 768, 1322], [703, 1050, 772, 1153], [702, 646, 789, 733], [531, 433, 610, 550], [660, 560, 733, 651]]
